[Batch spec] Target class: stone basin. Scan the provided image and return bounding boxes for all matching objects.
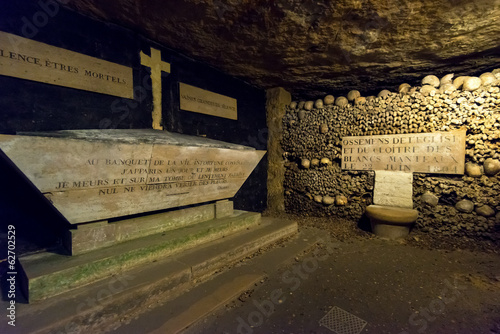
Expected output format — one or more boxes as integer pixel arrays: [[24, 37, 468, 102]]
[[366, 205, 419, 240]]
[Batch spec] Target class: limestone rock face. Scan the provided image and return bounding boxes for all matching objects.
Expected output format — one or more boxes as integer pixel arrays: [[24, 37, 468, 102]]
[[64, 0, 500, 98]]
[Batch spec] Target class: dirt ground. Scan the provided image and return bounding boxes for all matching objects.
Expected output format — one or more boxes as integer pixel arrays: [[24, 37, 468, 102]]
[[185, 216, 500, 334]]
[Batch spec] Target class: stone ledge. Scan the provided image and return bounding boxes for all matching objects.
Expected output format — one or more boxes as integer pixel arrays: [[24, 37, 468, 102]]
[[9, 218, 299, 334], [19, 129, 256, 150], [20, 210, 261, 302], [65, 203, 217, 255]]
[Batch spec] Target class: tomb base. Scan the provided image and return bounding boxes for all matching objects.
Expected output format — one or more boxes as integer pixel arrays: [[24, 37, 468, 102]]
[[19, 202, 270, 303], [65, 200, 233, 255], [11, 216, 302, 333]]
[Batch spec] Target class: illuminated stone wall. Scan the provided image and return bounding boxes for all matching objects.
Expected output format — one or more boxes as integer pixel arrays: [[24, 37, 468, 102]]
[[282, 71, 500, 240]]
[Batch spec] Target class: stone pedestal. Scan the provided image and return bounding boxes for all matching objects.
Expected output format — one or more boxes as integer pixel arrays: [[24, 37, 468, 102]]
[[367, 171, 418, 239], [366, 204, 419, 240], [65, 202, 227, 255]]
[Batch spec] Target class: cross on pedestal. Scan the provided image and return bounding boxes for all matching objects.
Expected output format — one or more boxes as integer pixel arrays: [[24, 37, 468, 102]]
[[140, 47, 171, 130]]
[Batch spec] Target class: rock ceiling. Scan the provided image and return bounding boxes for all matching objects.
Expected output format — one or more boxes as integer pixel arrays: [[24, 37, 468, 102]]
[[65, 0, 500, 99]]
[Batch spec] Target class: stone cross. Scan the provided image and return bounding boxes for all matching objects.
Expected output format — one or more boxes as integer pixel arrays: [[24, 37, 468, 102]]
[[140, 47, 171, 130]]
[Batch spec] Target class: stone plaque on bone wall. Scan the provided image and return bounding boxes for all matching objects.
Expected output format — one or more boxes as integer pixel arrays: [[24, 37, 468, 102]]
[[0, 31, 133, 98], [342, 130, 466, 174], [0, 130, 265, 224]]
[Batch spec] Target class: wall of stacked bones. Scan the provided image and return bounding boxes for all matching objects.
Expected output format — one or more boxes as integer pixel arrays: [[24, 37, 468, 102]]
[[282, 70, 500, 240]]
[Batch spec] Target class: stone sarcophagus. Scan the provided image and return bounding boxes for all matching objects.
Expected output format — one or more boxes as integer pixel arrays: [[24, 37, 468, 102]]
[[0, 129, 266, 225], [0, 130, 272, 303]]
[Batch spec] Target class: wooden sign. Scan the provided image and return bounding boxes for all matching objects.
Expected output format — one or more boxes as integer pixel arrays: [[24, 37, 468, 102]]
[[342, 130, 466, 174], [0, 130, 265, 224], [179, 82, 237, 120], [0, 31, 133, 98]]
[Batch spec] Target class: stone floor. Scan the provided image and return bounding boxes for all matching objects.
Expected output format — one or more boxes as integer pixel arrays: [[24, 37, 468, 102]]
[[183, 230, 500, 334], [2, 224, 500, 334]]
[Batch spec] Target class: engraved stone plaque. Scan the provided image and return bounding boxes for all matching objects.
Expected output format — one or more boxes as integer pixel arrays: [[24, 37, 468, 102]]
[[342, 130, 466, 174], [0, 31, 133, 98], [0, 130, 265, 224], [179, 82, 237, 120]]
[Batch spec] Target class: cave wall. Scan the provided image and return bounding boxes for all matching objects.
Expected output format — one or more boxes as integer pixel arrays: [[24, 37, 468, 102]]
[[62, 0, 500, 98], [283, 70, 500, 241]]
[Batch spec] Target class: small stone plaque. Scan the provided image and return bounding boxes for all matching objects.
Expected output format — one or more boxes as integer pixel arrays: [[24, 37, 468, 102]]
[[179, 82, 237, 120], [0, 130, 265, 224], [0, 31, 133, 98], [372, 171, 413, 208], [342, 130, 466, 174]]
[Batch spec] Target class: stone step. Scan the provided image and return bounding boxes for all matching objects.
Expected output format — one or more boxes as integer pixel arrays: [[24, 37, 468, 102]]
[[67, 201, 226, 255], [115, 226, 325, 334], [19, 210, 261, 302], [5, 217, 299, 334]]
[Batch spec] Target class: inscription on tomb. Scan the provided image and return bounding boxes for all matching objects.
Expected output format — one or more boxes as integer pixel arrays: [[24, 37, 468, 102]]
[[0, 131, 264, 224], [342, 130, 466, 174], [0, 31, 133, 98], [179, 83, 237, 120]]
